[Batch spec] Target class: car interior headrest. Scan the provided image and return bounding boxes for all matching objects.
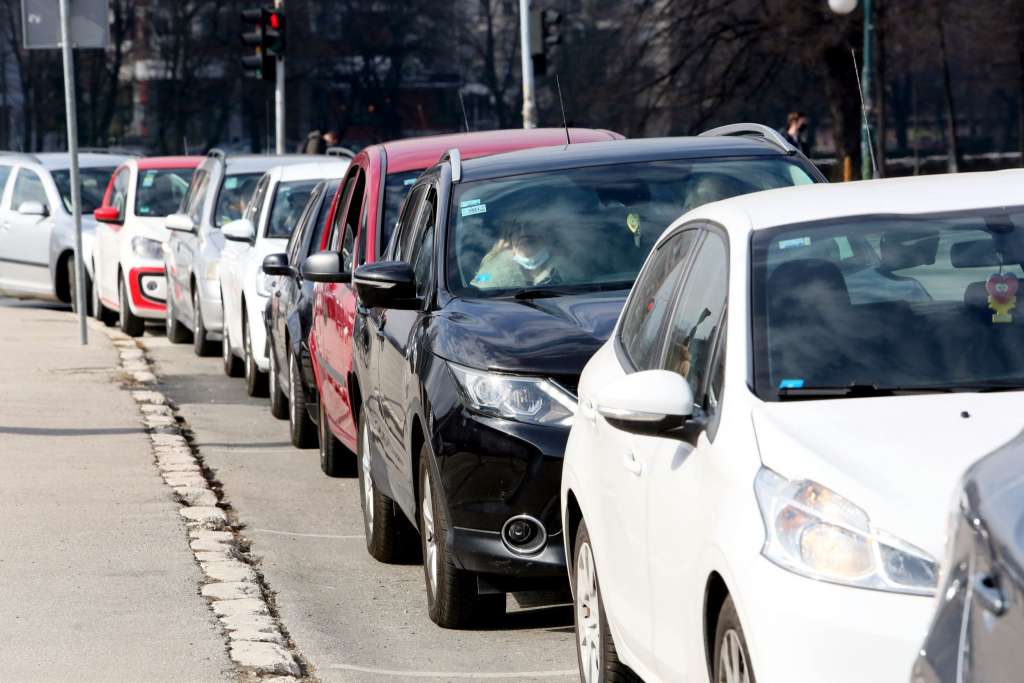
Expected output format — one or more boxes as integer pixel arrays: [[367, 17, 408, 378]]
[[964, 281, 990, 309], [879, 229, 939, 271], [768, 259, 850, 318], [951, 239, 1000, 268]]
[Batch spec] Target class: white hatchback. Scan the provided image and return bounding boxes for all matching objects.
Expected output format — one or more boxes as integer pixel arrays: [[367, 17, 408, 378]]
[[219, 160, 347, 396], [561, 170, 1024, 683]]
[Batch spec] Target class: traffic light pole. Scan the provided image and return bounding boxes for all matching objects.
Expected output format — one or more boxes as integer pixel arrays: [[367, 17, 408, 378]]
[[275, 0, 285, 154], [519, 0, 537, 129]]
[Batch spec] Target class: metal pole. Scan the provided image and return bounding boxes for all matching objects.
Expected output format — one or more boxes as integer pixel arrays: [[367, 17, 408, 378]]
[[861, 0, 874, 179], [59, 0, 87, 344], [519, 0, 537, 128], [275, 0, 285, 154]]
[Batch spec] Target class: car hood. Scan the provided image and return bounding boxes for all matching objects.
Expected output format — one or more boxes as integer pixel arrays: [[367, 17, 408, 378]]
[[751, 392, 1024, 561], [433, 290, 628, 378]]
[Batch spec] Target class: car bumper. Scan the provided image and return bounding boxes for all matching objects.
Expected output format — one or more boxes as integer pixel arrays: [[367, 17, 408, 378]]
[[737, 555, 933, 683], [125, 265, 167, 319]]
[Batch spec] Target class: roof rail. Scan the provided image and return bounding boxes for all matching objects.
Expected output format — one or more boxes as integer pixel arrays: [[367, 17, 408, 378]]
[[698, 123, 796, 154], [441, 148, 462, 182], [207, 148, 226, 159], [325, 146, 356, 159]]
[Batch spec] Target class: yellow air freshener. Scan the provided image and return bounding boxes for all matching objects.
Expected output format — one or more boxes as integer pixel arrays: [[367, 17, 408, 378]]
[[986, 272, 1018, 323], [626, 212, 641, 247]]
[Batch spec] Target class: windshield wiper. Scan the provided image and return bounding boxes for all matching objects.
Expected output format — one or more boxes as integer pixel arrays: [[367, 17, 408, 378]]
[[511, 281, 635, 300], [512, 287, 583, 300], [778, 383, 953, 400]]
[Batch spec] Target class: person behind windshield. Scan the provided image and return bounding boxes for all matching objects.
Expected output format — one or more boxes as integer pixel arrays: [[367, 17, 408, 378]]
[[681, 173, 754, 213], [472, 220, 578, 290]]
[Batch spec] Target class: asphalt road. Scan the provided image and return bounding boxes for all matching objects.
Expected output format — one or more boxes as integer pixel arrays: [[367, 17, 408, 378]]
[[142, 329, 580, 682]]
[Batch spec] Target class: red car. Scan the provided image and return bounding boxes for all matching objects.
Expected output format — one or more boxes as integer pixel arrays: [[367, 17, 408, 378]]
[[307, 128, 622, 474]]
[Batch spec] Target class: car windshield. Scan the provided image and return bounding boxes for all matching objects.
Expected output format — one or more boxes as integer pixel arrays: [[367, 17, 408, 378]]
[[448, 158, 814, 297], [52, 167, 116, 214], [751, 208, 1024, 399], [266, 180, 318, 238], [135, 168, 195, 217], [381, 170, 423, 253], [214, 172, 262, 227]]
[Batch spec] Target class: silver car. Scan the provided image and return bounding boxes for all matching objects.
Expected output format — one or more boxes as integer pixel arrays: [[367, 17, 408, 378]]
[[163, 150, 311, 356], [0, 151, 130, 310]]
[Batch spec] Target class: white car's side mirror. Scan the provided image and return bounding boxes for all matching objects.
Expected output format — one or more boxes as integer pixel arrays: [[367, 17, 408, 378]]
[[596, 369, 694, 437], [222, 218, 255, 243], [17, 200, 47, 217], [165, 212, 196, 233]]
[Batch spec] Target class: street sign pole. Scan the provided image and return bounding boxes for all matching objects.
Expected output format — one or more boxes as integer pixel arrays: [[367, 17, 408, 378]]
[[519, 0, 537, 129], [274, 0, 285, 154], [58, 0, 86, 345]]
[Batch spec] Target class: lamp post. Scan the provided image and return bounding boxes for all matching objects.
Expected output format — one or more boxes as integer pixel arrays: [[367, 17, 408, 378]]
[[829, 0, 876, 180]]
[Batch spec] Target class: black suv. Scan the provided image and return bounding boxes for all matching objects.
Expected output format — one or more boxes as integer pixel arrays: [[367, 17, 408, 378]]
[[306, 125, 825, 628]]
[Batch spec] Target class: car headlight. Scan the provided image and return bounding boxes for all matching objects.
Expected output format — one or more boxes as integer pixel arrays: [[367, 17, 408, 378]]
[[256, 270, 274, 297], [131, 236, 163, 260], [448, 362, 576, 426], [754, 467, 938, 595]]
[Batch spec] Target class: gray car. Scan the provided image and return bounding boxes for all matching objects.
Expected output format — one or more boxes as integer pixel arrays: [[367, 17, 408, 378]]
[[163, 150, 311, 355], [913, 434, 1024, 683], [0, 151, 130, 310]]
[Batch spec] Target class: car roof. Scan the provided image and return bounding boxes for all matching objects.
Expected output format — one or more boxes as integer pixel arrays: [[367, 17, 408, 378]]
[[379, 128, 621, 174], [274, 160, 350, 182], [136, 155, 203, 171], [31, 152, 132, 170], [201, 153, 312, 174], [457, 136, 793, 183], [709, 169, 1024, 232]]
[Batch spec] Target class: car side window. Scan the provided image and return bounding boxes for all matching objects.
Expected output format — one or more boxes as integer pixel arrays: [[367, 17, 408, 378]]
[[0, 165, 13, 203], [409, 189, 437, 299], [186, 170, 210, 225], [287, 186, 319, 265], [392, 185, 427, 261], [618, 229, 699, 370], [12, 168, 49, 211], [661, 229, 728, 406], [245, 174, 271, 228], [328, 169, 360, 251], [336, 170, 365, 271], [109, 168, 129, 216]]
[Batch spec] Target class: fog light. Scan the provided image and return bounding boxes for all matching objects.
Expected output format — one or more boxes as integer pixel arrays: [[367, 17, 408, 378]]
[[501, 515, 546, 555], [145, 280, 158, 292]]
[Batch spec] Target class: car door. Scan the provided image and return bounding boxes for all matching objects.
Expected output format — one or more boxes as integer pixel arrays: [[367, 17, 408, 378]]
[[96, 166, 130, 305], [585, 228, 699, 663], [646, 227, 729, 680], [169, 169, 209, 315], [0, 163, 20, 292], [0, 166, 55, 295], [276, 183, 321, 367]]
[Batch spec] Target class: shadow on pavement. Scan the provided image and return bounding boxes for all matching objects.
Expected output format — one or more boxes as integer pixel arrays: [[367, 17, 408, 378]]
[[0, 425, 143, 436]]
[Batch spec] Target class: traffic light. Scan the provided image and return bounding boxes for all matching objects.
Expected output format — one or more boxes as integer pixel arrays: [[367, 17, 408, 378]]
[[529, 6, 562, 77], [240, 7, 286, 82]]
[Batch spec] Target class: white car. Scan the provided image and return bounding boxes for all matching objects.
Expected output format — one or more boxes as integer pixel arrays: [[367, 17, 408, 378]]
[[561, 169, 1024, 683], [219, 160, 348, 396], [92, 156, 199, 336]]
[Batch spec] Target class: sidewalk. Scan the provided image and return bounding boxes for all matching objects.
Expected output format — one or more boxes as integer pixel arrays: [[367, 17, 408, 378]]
[[0, 301, 232, 681]]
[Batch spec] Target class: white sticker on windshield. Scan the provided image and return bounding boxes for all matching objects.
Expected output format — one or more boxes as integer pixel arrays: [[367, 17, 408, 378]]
[[141, 172, 155, 188], [224, 177, 239, 190], [461, 203, 487, 217], [459, 199, 481, 208], [779, 237, 811, 250]]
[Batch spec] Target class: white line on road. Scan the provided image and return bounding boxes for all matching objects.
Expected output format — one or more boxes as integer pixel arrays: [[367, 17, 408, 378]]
[[325, 663, 578, 679], [249, 528, 364, 540]]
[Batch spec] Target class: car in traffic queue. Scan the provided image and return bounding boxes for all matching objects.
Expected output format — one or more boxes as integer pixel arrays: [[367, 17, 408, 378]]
[[91, 156, 200, 336], [303, 125, 824, 629], [218, 159, 348, 396], [262, 178, 343, 447], [303, 128, 622, 480], [560, 169, 1024, 683], [163, 149, 311, 355], [0, 151, 130, 312]]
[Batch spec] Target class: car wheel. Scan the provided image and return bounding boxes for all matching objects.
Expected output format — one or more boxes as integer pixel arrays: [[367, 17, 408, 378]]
[[221, 319, 243, 377], [93, 262, 117, 327], [317, 399, 354, 476], [243, 312, 267, 397], [67, 255, 92, 316], [714, 596, 756, 683], [419, 452, 504, 629], [358, 412, 419, 563], [192, 287, 216, 356], [165, 286, 191, 343], [573, 520, 635, 683], [118, 275, 145, 337], [288, 350, 317, 448], [268, 341, 288, 419]]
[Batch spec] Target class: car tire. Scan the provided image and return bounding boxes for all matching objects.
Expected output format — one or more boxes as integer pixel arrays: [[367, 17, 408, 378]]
[[358, 412, 419, 563], [243, 311, 267, 397], [419, 452, 504, 629], [713, 595, 756, 683], [268, 342, 288, 419], [573, 520, 636, 683], [118, 275, 145, 337], [93, 263, 117, 327], [288, 350, 317, 448], [67, 255, 92, 317], [317, 399, 354, 476], [192, 287, 216, 356], [165, 287, 191, 343], [221, 319, 243, 377]]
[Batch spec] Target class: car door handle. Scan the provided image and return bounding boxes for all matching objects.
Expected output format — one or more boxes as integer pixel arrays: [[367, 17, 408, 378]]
[[974, 573, 1006, 616], [622, 450, 643, 476]]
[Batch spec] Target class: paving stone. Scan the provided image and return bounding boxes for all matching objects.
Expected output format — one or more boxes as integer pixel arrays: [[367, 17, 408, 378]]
[[211, 598, 269, 617], [158, 461, 201, 474], [201, 560, 256, 583], [151, 433, 188, 446], [228, 641, 300, 676], [123, 359, 149, 371], [191, 538, 235, 553], [164, 475, 208, 489], [140, 403, 172, 416], [195, 550, 234, 563], [219, 611, 277, 633], [180, 506, 227, 527], [175, 486, 218, 507], [144, 414, 175, 426], [133, 371, 156, 383], [120, 347, 144, 358], [201, 581, 260, 600], [191, 529, 235, 543], [231, 629, 285, 645]]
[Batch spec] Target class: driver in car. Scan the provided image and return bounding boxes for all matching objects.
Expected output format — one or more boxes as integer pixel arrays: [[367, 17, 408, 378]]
[[472, 220, 576, 289]]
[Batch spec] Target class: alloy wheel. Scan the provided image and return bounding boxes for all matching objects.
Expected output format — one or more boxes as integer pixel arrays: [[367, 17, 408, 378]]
[[289, 353, 298, 426], [422, 471, 438, 596], [576, 540, 601, 683], [269, 346, 278, 396], [244, 324, 254, 379], [193, 290, 202, 337], [222, 324, 231, 365], [361, 420, 374, 535], [718, 629, 751, 683]]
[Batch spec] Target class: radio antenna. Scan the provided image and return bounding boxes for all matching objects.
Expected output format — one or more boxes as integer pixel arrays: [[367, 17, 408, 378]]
[[851, 48, 879, 179], [458, 90, 471, 133], [555, 74, 570, 145]]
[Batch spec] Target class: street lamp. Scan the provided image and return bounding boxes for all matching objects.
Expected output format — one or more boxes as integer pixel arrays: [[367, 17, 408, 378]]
[[829, 0, 876, 180]]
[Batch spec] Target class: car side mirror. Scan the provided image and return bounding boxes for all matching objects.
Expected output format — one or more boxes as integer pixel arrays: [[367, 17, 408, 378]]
[[596, 370, 694, 439], [222, 218, 255, 243], [301, 251, 351, 284], [94, 205, 121, 223], [262, 252, 293, 277], [17, 200, 47, 217], [165, 212, 196, 233], [352, 261, 418, 310]]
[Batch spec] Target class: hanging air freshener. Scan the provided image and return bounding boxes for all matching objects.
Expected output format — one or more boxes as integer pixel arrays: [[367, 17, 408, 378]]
[[986, 272, 1018, 323]]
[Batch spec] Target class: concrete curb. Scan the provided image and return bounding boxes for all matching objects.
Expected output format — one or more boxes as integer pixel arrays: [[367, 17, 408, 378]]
[[104, 328, 305, 681]]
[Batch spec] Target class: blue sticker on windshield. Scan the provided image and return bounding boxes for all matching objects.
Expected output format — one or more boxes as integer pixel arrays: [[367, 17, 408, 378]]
[[472, 272, 491, 284], [403, 178, 417, 186], [459, 199, 481, 208], [779, 379, 805, 389], [779, 237, 811, 250], [461, 203, 486, 217]]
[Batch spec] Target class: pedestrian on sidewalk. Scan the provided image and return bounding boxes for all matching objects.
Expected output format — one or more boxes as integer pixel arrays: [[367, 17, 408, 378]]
[[780, 112, 809, 154], [301, 129, 339, 154]]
